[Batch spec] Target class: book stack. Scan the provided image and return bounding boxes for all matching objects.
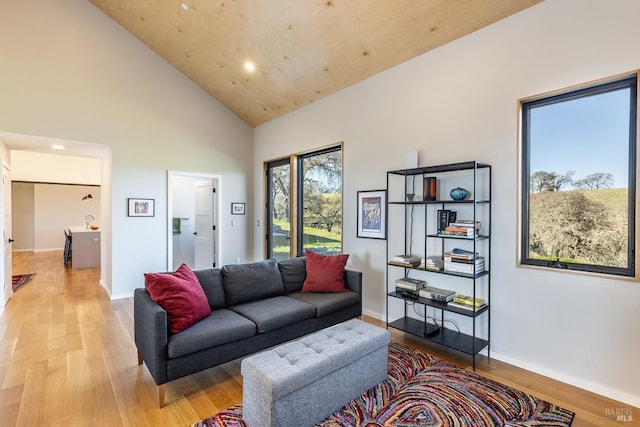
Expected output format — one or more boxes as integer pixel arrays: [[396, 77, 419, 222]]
[[420, 256, 444, 271], [444, 248, 485, 274], [448, 294, 487, 311], [418, 286, 455, 302], [440, 226, 477, 238], [439, 219, 480, 238], [395, 277, 426, 299], [389, 254, 421, 267]]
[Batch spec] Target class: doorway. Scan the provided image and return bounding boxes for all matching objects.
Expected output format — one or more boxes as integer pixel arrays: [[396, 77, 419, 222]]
[[168, 171, 220, 270], [2, 163, 12, 311]]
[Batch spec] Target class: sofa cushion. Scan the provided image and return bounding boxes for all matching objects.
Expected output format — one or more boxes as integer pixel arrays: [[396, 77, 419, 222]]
[[302, 249, 349, 293], [193, 268, 226, 310], [229, 296, 315, 333], [222, 259, 285, 306], [167, 308, 256, 358], [278, 256, 307, 293], [144, 263, 211, 335], [287, 290, 361, 317]]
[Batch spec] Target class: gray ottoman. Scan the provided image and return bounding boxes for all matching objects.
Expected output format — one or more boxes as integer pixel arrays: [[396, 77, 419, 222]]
[[241, 319, 390, 427]]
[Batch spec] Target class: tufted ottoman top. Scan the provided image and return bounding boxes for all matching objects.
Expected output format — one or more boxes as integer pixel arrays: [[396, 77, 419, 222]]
[[241, 319, 390, 400]]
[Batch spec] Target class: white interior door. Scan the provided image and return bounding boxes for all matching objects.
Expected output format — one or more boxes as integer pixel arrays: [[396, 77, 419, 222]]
[[2, 164, 12, 309], [194, 179, 217, 269]]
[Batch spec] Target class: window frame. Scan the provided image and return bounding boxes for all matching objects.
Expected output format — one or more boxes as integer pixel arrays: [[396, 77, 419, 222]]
[[519, 74, 638, 278], [265, 143, 343, 259], [295, 145, 343, 257]]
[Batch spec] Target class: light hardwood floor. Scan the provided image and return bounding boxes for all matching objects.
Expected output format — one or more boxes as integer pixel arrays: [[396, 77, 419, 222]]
[[0, 251, 637, 426]]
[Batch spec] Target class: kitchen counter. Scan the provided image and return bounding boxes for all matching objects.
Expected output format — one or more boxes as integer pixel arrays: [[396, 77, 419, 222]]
[[68, 226, 101, 269]]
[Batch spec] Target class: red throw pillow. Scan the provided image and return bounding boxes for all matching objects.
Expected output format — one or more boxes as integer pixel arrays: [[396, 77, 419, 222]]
[[144, 263, 211, 335], [302, 249, 349, 293]]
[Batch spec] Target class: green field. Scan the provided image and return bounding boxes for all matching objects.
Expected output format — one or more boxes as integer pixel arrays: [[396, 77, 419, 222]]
[[272, 219, 342, 258]]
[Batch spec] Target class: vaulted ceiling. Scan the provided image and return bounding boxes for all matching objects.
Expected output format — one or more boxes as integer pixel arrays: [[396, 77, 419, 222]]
[[89, 0, 543, 127]]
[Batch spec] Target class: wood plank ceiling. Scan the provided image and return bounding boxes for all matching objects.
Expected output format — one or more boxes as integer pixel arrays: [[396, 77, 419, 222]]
[[89, 0, 543, 127]]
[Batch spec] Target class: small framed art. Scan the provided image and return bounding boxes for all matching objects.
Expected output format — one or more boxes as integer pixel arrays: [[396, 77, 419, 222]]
[[357, 190, 386, 239], [231, 202, 246, 215], [128, 198, 155, 217]]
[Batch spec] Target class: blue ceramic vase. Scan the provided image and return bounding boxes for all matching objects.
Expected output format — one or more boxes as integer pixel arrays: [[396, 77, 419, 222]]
[[450, 187, 468, 200]]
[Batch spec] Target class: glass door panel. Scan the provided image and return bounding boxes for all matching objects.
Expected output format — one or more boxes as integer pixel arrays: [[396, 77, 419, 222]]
[[267, 159, 291, 260]]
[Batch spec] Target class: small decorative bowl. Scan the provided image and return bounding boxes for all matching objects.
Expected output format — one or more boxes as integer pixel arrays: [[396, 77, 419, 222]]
[[90, 225, 100, 230], [450, 187, 468, 201]]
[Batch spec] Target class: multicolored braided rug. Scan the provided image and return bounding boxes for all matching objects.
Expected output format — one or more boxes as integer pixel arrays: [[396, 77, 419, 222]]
[[192, 341, 574, 427]]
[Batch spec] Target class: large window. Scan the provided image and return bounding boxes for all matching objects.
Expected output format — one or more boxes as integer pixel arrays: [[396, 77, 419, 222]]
[[266, 144, 342, 260], [520, 75, 637, 277]]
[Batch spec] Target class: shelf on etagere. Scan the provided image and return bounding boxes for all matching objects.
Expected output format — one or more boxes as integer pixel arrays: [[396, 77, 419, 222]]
[[388, 291, 489, 317], [387, 316, 489, 356]]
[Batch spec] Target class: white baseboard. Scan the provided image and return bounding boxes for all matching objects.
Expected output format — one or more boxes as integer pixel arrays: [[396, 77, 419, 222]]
[[110, 292, 133, 301], [491, 351, 640, 409], [362, 308, 384, 320]]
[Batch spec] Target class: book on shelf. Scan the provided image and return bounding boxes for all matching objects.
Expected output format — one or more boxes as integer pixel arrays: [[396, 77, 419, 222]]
[[444, 248, 478, 260], [443, 226, 477, 237], [439, 231, 478, 238], [444, 260, 485, 275], [436, 209, 457, 233], [389, 254, 421, 266], [447, 301, 487, 312], [395, 288, 419, 299], [453, 294, 485, 307], [444, 256, 485, 265], [418, 286, 455, 302], [395, 277, 426, 291], [449, 220, 482, 230], [420, 256, 444, 271]]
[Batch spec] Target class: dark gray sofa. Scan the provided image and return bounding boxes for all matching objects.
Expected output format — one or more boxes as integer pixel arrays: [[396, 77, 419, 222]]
[[134, 257, 362, 407]]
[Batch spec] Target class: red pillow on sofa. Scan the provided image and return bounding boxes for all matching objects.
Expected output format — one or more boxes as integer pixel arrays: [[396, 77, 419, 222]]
[[144, 263, 211, 335], [302, 249, 349, 293]]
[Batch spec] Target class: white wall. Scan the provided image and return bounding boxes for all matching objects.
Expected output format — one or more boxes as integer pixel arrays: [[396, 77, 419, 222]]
[[12, 182, 100, 251], [0, 0, 254, 298], [254, 0, 640, 407]]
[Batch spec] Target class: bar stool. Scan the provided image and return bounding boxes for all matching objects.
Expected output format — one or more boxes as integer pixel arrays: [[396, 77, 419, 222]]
[[64, 229, 72, 267]]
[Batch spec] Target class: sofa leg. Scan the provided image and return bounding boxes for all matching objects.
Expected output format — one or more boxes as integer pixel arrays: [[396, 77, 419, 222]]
[[158, 384, 166, 408], [137, 351, 143, 365]]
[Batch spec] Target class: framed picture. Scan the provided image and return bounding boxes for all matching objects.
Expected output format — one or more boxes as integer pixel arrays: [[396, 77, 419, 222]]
[[128, 198, 155, 217], [231, 202, 245, 215], [357, 190, 386, 239]]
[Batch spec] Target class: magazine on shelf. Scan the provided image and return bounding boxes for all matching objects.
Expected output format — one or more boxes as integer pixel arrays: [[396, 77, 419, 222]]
[[447, 301, 487, 312], [453, 294, 486, 307]]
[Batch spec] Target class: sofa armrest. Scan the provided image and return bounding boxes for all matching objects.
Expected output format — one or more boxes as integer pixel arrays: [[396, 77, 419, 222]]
[[344, 269, 362, 294], [134, 288, 169, 385]]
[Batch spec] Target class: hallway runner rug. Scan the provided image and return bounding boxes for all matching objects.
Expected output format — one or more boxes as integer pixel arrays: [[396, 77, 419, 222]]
[[192, 340, 574, 426], [12, 273, 35, 292]]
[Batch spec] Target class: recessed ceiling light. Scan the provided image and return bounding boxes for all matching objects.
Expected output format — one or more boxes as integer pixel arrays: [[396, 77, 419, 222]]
[[180, 2, 189, 10], [52, 144, 65, 151], [244, 61, 256, 73]]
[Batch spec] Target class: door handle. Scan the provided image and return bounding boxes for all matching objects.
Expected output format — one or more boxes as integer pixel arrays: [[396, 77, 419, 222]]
[[193, 232, 197, 235], [8, 238, 14, 243]]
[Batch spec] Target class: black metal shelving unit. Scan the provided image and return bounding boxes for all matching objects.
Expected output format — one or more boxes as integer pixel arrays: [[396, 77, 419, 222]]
[[385, 161, 491, 369]]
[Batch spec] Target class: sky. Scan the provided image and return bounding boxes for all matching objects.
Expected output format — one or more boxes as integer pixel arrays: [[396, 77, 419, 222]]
[[528, 86, 632, 189]]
